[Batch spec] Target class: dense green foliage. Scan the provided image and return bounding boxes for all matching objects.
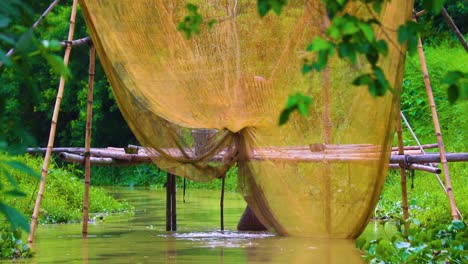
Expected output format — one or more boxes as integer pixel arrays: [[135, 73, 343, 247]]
[[0, 154, 131, 259], [89, 164, 239, 192], [360, 40, 468, 263], [0, 226, 32, 259], [357, 220, 467, 263], [0, 154, 131, 224]]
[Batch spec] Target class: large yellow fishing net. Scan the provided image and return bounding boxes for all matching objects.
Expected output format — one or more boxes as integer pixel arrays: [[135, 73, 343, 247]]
[[79, 0, 413, 238]]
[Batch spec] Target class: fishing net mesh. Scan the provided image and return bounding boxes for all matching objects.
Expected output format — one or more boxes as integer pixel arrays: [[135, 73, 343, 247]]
[[78, 0, 413, 238]]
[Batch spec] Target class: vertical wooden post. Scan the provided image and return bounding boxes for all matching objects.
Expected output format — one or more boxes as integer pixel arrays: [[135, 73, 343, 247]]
[[28, 0, 79, 245], [166, 173, 172, 231], [396, 112, 410, 228], [82, 45, 96, 238], [321, 12, 332, 235], [171, 174, 177, 230], [220, 174, 225, 231], [166, 173, 177, 231], [415, 19, 460, 220]]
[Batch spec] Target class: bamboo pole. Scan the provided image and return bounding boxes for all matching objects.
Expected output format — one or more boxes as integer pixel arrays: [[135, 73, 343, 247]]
[[82, 46, 96, 238], [440, 7, 468, 52], [28, 0, 79, 244], [0, 0, 62, 68], [415, 19, 460, 220], [396, 112, 410, 227], [320, 11, 332, 235]]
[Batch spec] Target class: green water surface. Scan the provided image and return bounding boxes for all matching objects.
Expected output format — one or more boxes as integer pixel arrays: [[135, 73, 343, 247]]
[[9, 188, 369, 263]]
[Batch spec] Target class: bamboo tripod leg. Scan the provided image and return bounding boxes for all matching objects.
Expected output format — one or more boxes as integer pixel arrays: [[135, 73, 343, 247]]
[[82, 45, 96, 238], [28, 0, 79, 245], [415, 19, 460, 220], [396, 112, 410, 228], [400, 112, 463, 219], [441, 7, 468, 52]]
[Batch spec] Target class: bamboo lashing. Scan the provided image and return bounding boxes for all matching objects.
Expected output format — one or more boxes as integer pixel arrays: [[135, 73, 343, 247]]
[[414, 15, 460, 220], [82, 45, 96, 238], [28, 0, 79, 245]]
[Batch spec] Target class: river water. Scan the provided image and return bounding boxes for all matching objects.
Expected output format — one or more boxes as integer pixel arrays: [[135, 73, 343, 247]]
[[9, 188, 380, 263]]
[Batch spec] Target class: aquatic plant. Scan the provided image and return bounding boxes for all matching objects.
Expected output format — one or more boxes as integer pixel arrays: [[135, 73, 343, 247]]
[[357, 219, 467, 263]]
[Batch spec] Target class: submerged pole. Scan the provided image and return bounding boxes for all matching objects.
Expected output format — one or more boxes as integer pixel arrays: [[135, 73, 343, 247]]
[[166, 173, 177, 231], [220, 174, 225, 231], [82, 45, 96, 238], [415, 17, 460, 220], [28, 0, 79, 245]]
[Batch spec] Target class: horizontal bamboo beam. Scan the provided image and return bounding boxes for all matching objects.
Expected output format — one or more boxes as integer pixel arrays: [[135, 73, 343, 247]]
[[389, 153, 468, 164], [61, 151, 444, 174], [28, 147, 468, 165], [389, 163, 441, 174], [59, 152, 146, 166], [28, 148, 468, 167], [60, 37, 91, 47]]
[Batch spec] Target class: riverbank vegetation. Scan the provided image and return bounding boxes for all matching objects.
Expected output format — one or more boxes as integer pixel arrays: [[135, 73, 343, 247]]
[[0, 154, 131, 259]]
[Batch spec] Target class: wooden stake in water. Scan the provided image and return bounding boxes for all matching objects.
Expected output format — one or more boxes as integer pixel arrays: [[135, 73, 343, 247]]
[[166, 173, 177, 231], [82, 45, 96, 238], [220, 174, 226, 231], [29, 0, 79, 245]]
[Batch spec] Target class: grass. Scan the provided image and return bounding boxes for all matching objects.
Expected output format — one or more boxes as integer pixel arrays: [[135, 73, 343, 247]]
[[0, 154, 132, 225], [374, 39, 467, 223]]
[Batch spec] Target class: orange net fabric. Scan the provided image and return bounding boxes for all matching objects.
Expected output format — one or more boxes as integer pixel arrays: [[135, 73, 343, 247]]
[[78, 0, 413, 237]]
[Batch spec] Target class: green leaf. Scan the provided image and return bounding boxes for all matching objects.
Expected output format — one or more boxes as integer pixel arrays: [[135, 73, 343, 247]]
[[2, 167, 19, 189], [0, 47, 12, 66], [0, 32, 16, 45], [447, 84, 459, 104], [41, 39, 63, 51], [306, 37, 334, 51], [0, 202, 30, 232], [358, 23, 374, 42], [14, 28, 36, 55], [396, 241, 411, 249], [4, 190, 27, 197], [208, 19, 217, 29], [43, 53, 71, 79], [352, 74, 372, 86], [422, 0, 445, 13], [452, 220, 465, 230], [0, 15, 11, 28], [257, 0, 287, 17], [398, 21, 422, 55], [279, 109, 292, 125], [3, 160, 41, 180], [278, 93, 313, 125]]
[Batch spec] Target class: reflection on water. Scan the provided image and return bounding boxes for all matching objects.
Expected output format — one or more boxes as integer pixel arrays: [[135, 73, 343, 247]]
[[6, 188, 368, 263]]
